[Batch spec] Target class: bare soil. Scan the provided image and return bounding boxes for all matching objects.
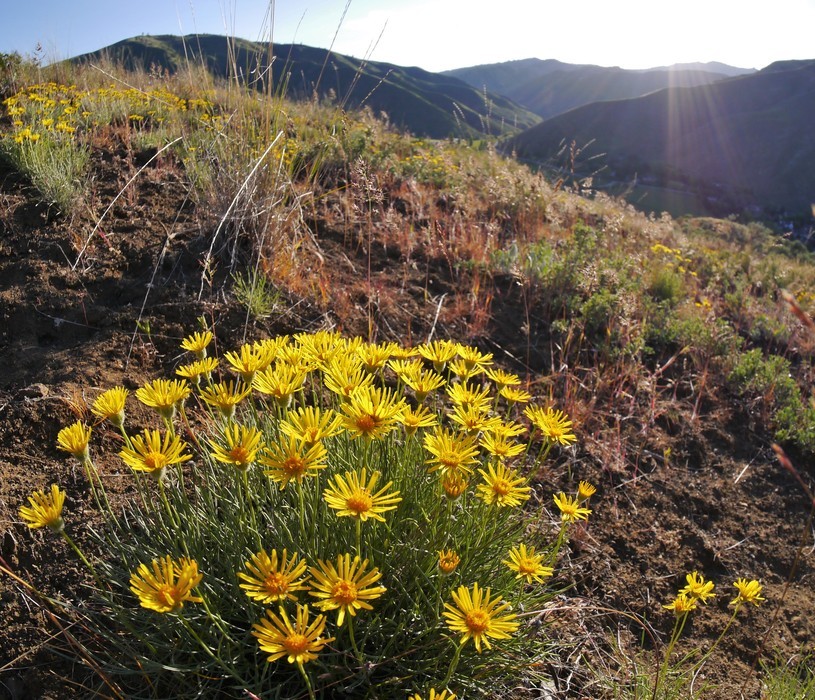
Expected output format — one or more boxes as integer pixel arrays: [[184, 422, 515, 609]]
[[0, 140, 813, 700]]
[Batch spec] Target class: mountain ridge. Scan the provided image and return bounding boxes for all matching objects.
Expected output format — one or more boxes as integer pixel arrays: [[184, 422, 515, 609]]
[[504, 60, 815, 219], [443, 58, 755, 119], [68, 34, 540, 139]]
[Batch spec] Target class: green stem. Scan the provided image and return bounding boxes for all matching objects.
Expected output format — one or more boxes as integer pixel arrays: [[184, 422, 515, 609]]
[[694, 605, 740, 672], [347, 614, 363, 663], [158, 479, 182, 537], [548, 523, 568, 567], [441, 641, 464, 688], [298, 480, 307, 545], [297, 661, 317, 700], [118, 424, 133, 450], [654, 611, 689, 700], [178, 613, 250, 687], [61, 530, 100, 582], [355, 518, 362, 559], [199, 591, 236, 641], [242, 468, 261, 550]]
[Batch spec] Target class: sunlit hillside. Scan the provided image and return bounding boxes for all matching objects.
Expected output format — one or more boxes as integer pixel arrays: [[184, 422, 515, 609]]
[[0, 49, 813, 700]]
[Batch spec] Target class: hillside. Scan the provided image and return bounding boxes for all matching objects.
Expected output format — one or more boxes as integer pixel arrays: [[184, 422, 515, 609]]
[[505, 59, 815, 219], [69, 34, 540, 138], [1, 60, 814, 699], [443, 58, 751, 118]]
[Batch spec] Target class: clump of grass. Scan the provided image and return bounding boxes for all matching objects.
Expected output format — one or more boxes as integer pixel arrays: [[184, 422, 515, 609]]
[[761, 655, 815, 699], [20, 330, 589, 698], [0, 127, 90, 213], [232, 269, 281, 319]]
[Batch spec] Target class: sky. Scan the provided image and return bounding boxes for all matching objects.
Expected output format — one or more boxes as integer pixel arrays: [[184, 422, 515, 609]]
[[1, 0, 815, 73]]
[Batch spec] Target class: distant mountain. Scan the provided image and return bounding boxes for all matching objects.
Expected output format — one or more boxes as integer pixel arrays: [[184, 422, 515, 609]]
[[645, 61, 756, 77], [443, 59, 754, 119], [69, 35, 540, 139], [505, 60, 815, 218]]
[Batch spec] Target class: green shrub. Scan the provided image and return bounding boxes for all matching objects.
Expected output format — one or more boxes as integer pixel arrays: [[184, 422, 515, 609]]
[[648, 267, 684, 306]]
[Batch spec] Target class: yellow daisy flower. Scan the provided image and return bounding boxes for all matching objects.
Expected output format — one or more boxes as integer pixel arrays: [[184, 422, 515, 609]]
[[423, 427, 480, 477], [56, 421, 92, 464], [238, 549, 310, 604], [340, 385, 406, 441], [252, 604, 334, 666], [479, 432, 525, 459], [356, 341, 399, 373], [438, 549, 461, 575], [252, 363, 307, 409], [477, 463, 531, 508], [448, 403, 500, 434], [90, 387, 128, 428], [663, 592, 698, 615], [442, 470, 469, 500], [388, 358, 423, 383], [119, 428, 192, 480], [678, 571, 716, 604], [175, 357, 219, 383], [409, 690, 456, 700], [136, 378, 191, 420], [577, 481, 597, 501], [484, 367, 521, 390], [260, 437, 328, 489], [129, 555, 203, 614], [323, 467, 402, 522], [400, 405, 438, 436], [223, 343, 275, 382], [730, 578, 765, 607], [309, 554, 386, 626], [499, 386, 532, 405], [446, 383, 491, 413], [455, 344, 494, 372], [279, 406, 344, 446], [417, 339, 458, 372], [503, 544, 554, 584], [180, 331, 213, 359], [448, 358, 485, 381], [443, 582, 519, 653], [553, 492, 592, 522], [208, 423, 263, 471], [296, 330, 343, 370], [524, 406, 577, 446], [19, 484, 65, 532], [323, 355, 374, 401], [403, 368, 446, 403], [198, 380, 252, 419], [388, 344, 419, 360]]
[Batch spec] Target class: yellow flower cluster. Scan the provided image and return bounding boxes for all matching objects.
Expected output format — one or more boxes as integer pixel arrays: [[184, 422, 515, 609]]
[[36, 328, 587, 690], [2, 81, 216, 147], [663, 570, 765, 616], [650, 242, 698, 278]]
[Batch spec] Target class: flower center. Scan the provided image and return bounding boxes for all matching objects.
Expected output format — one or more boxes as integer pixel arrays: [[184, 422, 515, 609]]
[[157, 585, 180, 610], [518, 558, 537, 575], [263, 572, 289, 596], [356, 415, 377, 433], [144, 451, 168, 471], [491, 478, 511, 496], [284, 633, 309, 655], [283, 456, 306, 477], [346, 490, 373, 515], [561, 502, 578, 517], [465, 609, 490, 635], [331, 579, 358, 606], [229, 445, 251, 465]]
